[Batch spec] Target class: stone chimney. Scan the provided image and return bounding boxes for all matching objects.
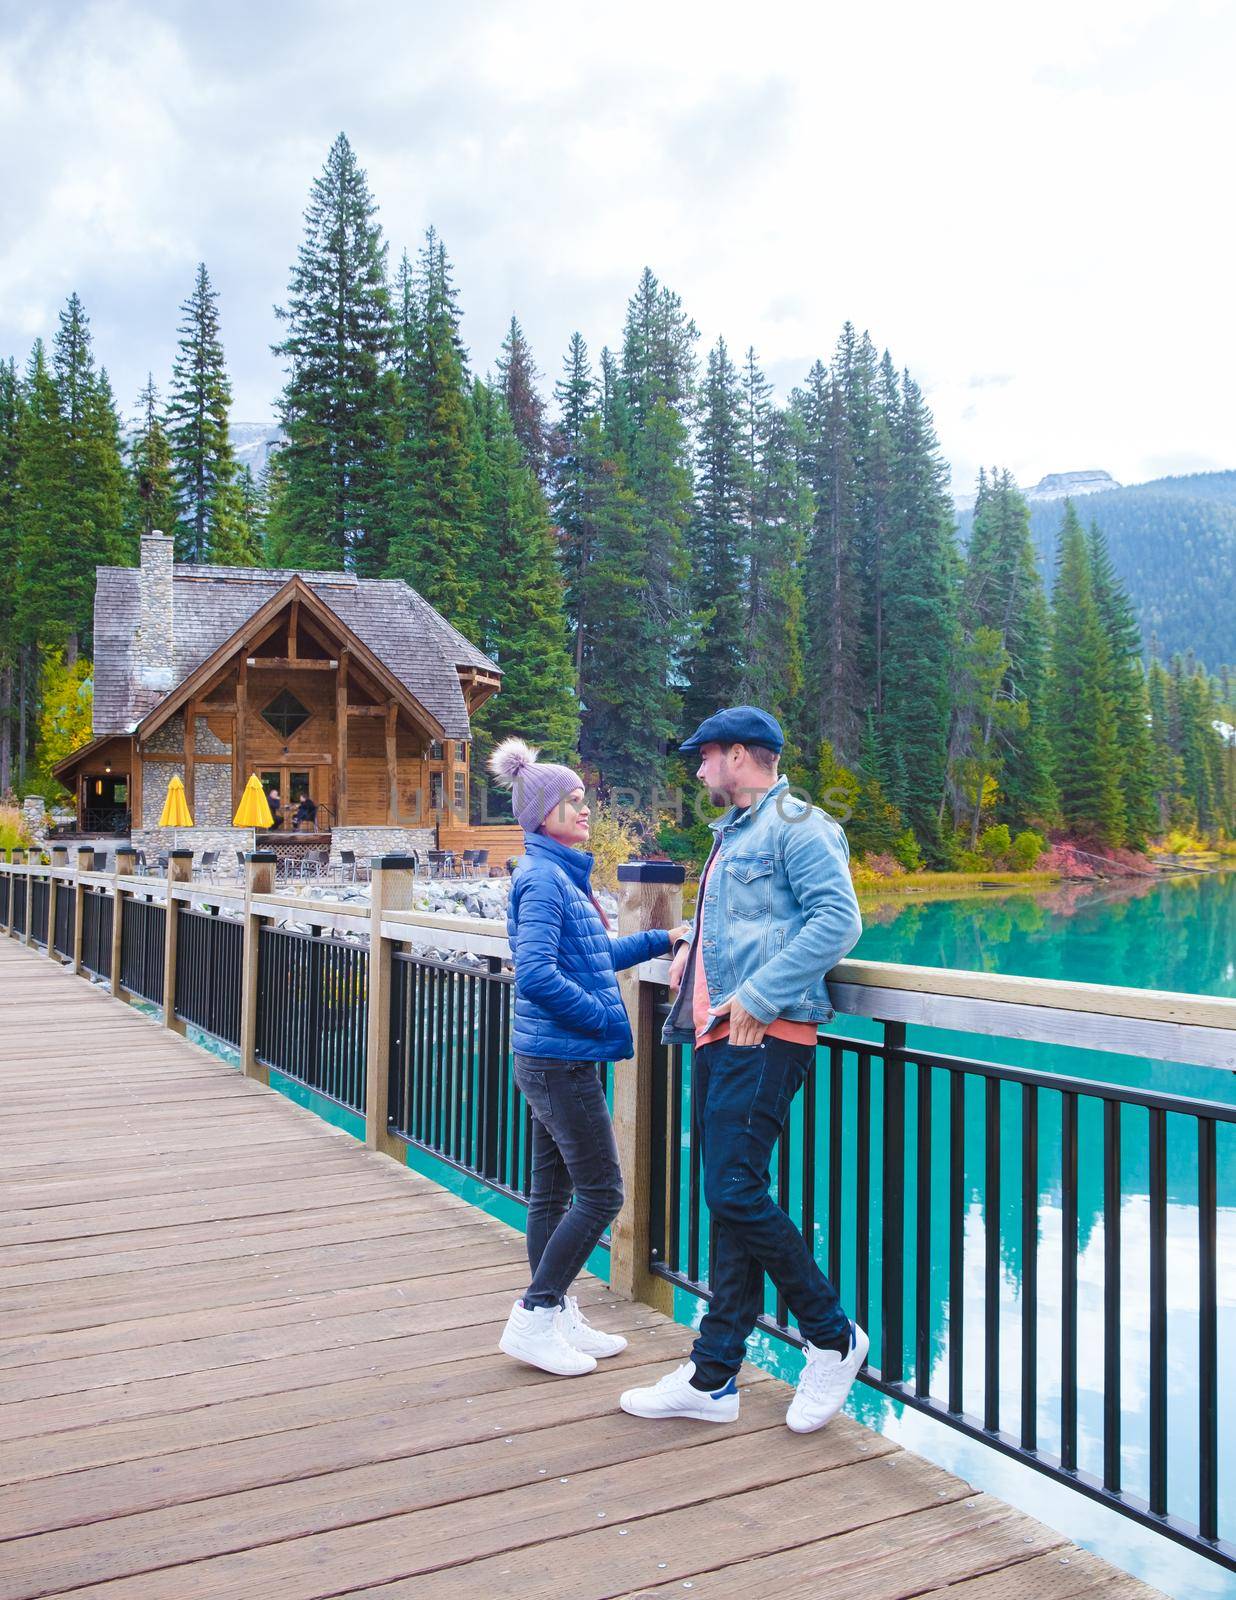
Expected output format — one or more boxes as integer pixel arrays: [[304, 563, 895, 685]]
[[136, 529, 175, 692]]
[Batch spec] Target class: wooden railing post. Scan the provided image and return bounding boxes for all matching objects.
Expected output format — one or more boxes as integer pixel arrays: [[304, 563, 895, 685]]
[[366, 854, 416, 1158], [72, 847, 93, 971], [45, 846, 67, 963], [240, 851, 276, 1082], [162, 850, 193, 1033], [22, 851, 38, 948], [610, 860, 684, 1311], [112, 848, 135, 996], [3, 853, 15, 936]]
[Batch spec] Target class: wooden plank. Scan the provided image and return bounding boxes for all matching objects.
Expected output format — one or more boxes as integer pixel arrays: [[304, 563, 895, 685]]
[[184, 697, 195, 812], [0, 938, 1163, 1600], [385, 700, 398, 824], [336, 648, 348, 825]]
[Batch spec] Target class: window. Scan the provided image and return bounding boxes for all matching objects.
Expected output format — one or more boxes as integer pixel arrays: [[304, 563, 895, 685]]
[[429, 740, 444, 761], [430, 772, 444, 811], [453, 771, 465, 813], [261, 690, 310, 740]]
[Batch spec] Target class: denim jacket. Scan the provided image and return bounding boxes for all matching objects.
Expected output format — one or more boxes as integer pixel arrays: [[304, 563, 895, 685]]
[[662, 776, 863, 1046]]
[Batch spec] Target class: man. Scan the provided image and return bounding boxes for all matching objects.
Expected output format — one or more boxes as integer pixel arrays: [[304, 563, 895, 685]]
[[620, 705, 866, 1433]]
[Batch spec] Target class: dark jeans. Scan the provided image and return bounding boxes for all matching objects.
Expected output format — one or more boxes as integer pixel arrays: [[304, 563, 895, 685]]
[[512, 1054, 624, 1311], [691, 1036, 850, 1387]]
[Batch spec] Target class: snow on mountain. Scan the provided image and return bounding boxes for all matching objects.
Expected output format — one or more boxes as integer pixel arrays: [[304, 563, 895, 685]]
[[1024, 470, 1120, 502], [953, 468, 1120, 514], [230, 423, 284, 477]]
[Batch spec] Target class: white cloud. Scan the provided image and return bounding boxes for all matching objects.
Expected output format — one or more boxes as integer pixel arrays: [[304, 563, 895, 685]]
[[1, 0, 1233, 491]]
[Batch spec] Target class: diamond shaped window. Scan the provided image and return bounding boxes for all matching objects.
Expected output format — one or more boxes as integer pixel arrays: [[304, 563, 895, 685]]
[[261, 689, 311, 740]]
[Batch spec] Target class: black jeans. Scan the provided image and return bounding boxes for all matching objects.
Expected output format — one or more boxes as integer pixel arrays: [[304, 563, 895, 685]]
[[690, 1036, 850, 1387], [512, 1054, 624, 1311]]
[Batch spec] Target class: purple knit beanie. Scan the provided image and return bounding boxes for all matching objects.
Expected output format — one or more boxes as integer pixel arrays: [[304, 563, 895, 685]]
[[487, 738, 585, 835]]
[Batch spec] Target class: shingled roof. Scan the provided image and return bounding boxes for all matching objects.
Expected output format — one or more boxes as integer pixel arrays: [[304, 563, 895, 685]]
[[92, 563, 499, 742]]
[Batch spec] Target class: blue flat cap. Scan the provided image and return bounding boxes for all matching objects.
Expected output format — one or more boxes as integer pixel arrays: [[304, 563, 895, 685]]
[[678, 705, 785, 756]]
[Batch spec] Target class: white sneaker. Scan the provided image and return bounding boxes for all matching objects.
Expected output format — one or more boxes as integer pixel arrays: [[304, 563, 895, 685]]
[[559, 1295, 628, 1358], [786, 1323, 869, 1433], [499, 1300, 597, 1376], [619, 1361, 740, 1422]]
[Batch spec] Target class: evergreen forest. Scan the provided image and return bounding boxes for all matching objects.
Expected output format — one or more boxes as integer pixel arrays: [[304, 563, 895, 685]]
[[2, 134, 1232, 866]]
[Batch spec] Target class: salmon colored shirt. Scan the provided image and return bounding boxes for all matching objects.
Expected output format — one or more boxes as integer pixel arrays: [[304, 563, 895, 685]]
[[691, 847, 817, 1049]]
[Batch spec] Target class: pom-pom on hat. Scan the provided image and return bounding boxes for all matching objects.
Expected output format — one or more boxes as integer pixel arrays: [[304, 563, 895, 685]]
[[488, 738, 586, 835]]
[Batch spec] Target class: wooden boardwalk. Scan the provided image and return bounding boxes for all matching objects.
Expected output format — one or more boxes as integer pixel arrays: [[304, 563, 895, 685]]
[[0, 937, 1159, 1600]]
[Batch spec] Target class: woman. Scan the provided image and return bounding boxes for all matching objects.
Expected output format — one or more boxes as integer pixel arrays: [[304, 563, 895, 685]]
[[489, 738, 686, 1377]]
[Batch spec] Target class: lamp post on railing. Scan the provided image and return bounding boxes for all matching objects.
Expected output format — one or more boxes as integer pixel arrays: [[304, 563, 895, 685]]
[[162, 851, 193, 1033], [366, 854, 416, 1159], [611, 860, 684, 1313], [240, 851, 276, 1081], [112, 848, 135, 997], [72, 847, 93, 970]]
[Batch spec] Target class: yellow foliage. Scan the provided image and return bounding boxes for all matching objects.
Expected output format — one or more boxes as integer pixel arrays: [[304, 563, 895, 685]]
[[0, 805, 35, 855], [37, 650, 93, 780], [586, 807, 642, 891]]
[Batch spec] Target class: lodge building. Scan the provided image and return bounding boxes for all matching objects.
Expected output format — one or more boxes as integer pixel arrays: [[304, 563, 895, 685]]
[[53, 531, 522, 868]]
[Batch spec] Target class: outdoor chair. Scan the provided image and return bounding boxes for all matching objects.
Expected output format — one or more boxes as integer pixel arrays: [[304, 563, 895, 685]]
[[92, 852, 108, 872], [428, 849, 449, 878], [470, 849, 489, 879], [195, 850, 219, 883]]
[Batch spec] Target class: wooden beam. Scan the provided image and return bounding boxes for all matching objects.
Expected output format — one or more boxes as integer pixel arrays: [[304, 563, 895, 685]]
[[385, 702, 398, 825], [346, 704, 387, 718], [246, 657, 336, 671], [336, 651, 348, 827], [184, 700, 195, 816], [288, 600, 298, 662], [234, 658, 247, 815]]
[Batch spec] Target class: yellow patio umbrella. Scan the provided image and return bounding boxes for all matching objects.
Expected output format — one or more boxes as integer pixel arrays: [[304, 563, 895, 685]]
[[232, 773, 275, 829], [157, 773, 194, 853]]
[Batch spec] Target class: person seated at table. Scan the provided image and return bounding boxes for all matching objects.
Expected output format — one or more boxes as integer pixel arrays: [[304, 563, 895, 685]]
[[267, 789, 283, 830], [294, 791, 318, 830]]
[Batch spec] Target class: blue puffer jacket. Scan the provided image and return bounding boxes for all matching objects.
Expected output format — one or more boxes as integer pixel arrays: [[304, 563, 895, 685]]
[[507, 832, 671, 1062]]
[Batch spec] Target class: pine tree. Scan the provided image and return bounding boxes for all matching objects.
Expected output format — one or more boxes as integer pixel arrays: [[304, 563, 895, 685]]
[[551, 332, 597, 689], [13, 341, 69, 788], [468, 381, 577, 771], [385, 228, 482, 632], [1048, 503, 1126, 843], [127, 375, 177, 537], [49, 295, 127, 650], [944, 469, 1055, 838], [167, 264, 240, 563], [741, 396, 809, 739], [496, 317, 548, 484], [0, 358, 21, 792], [795, 358, 863, 760], [880, 374, 959, 857], [618, 269, 695, 765], [1087, 520, 1157, 847], [575, 413, 675, 793], [272, 134, 396, 574], [683, 337, 745, 726]]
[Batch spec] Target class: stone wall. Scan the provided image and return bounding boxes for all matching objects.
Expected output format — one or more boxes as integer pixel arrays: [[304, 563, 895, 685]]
[[331, 826, 435, 866], [136, 531, 175, 694], [193, 762, 234, 826]]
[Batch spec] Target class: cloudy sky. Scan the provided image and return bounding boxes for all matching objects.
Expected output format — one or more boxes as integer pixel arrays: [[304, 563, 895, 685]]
[[2, 0, 1233, 495]]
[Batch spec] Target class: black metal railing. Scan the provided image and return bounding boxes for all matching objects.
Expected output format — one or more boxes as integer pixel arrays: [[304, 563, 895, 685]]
[[28, 877, 49, 946], [256, 926, 368, 1112], [386, 950, 611, 1222], [10, 874, 26, 935], [81, 807, 130, 834], [647, 998, 1234, 1573], [0, 872, 9, 924], [81, 889, 114, 979], [119, 897, 164, 1003], [53, 882, 74, 958], [175, 908, 243, 1047]]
